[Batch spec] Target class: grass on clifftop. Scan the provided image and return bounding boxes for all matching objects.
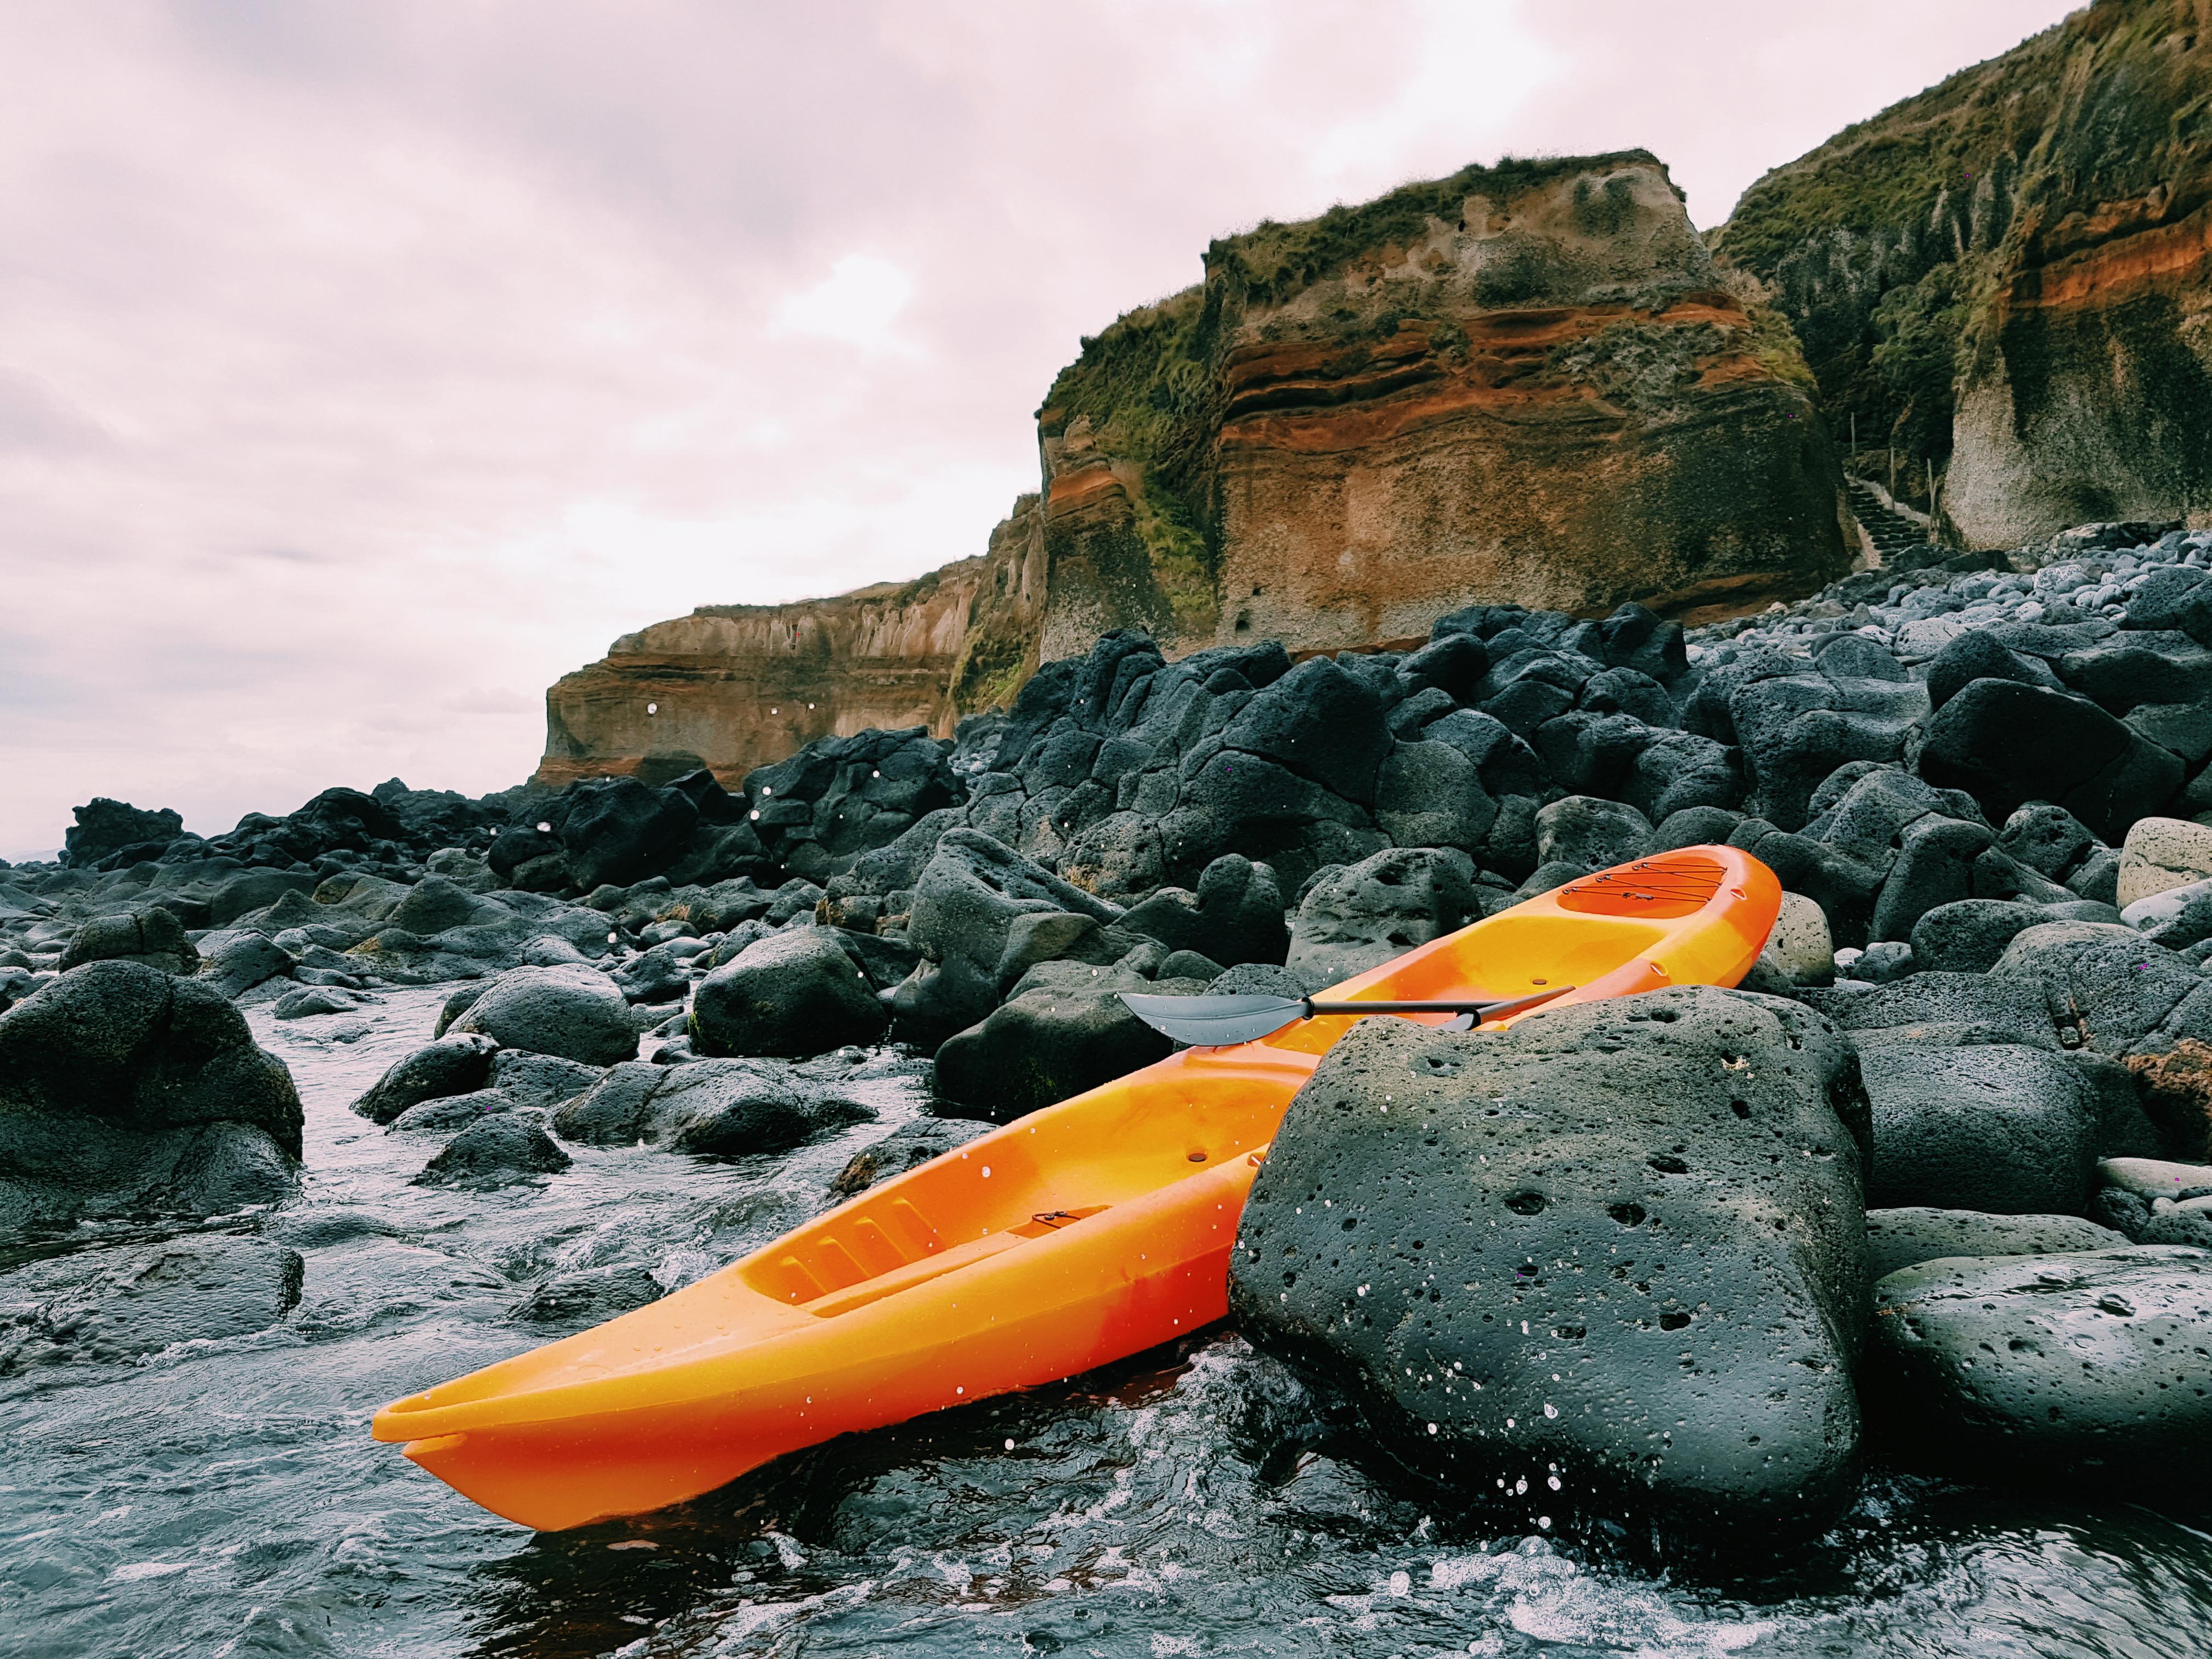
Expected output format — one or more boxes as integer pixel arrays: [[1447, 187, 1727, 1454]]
[[1040, 150, 1680, 633], [1208, 149, 1668, 308]]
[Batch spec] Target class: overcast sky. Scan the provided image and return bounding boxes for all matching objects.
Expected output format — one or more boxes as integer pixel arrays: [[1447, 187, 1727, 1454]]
[[0, 0, 2076, 856]]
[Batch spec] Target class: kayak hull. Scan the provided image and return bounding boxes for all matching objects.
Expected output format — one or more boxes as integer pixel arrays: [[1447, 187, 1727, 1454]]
[[373, 845, 1780, 1530]]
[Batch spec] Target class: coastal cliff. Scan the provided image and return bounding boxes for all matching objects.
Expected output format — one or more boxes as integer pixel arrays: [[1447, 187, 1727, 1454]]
[[537, 152, 1847, 785], [1714, 0, 2212, 546], [535, 499, 1045, 788]]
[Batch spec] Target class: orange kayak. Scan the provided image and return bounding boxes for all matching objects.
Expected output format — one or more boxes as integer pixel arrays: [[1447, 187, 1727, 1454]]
[[372, 845, 1780, 1530]]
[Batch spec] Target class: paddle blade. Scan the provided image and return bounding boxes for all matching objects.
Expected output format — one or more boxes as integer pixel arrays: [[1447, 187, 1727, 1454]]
[[1119, 991, 1307, 1047]]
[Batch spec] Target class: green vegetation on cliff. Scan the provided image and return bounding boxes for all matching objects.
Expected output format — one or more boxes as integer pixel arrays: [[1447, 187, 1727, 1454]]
[[1209, 150, 1667, 307], [1039, 150, 1689, 638], [1712, 0, 2212, 519], [1039, 285, 1224, 642]]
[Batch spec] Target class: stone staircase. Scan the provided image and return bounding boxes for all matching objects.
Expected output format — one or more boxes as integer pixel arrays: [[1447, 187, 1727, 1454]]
[[1847, 477, 1933, 564]]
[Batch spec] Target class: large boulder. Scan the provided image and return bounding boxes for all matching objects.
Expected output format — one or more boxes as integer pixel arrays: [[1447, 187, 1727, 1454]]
[[0, 961, 302, 1229], [1218, 655, 1391, 806], [449, 964, 638, 1066], [1729, 666, 1927, 830], [1285, 848, 1477, 991], [1919, 679, 2183, 843], [1229, 987, 1870, 1553], [1991, 922, 2212, 1061], [1860, 1043, 2099, 1214], [1799, 971, 2067, 1050], [61, 798, 185, 868], [2117, 815, 2212, 909], [197, 932, 297, 998], [1118, 854, 1288, 968], [1868, 1246, 2212, 1482], [551, 1058, 870, 1155], [690, 927, 886, 1058], [552, 776, 700, 891], [828, 1117, 994, 1199], [1533, 795, 1651, 871], [415, 1118, 572, 1188], [0, 1235, 303, 1370], [887, 830, 1122, 1043], [58, 907, 198, 977], [1864, 1207, 2126, 1280], [350, 1032, 501, 1125], [933, 969, 1200, 1123]]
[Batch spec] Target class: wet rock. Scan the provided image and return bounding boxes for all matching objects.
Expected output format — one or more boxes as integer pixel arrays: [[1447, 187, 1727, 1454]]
[[1285, 848, 1477, 991], [448, 964, 637, 1066], [1230, 987, 1869, 1551], [1860, 1043, 2097, 1214], [691, 927, 887, 1058], [890, 829, 1123, 1043], [58, 907, 198, 977], [206, 868, 318, 927], [1867, 1246, 2212, 1482], [270, 985, 364, 1020], [551, 1058, 867, 1155], [0, 960, 302, 1227], [388, 1089, 516, 1133], [828, 1118, 994, 1199], [933, 973, 1202, 1124], [512, 1264, 664, 1324], [414, 1118, 572, 1188], [351, 1032, 500, 1125], [0, 1237, 303, 1373], [197, 932, 296, 999], [488, 1049, 601, 1111], [1863, 1207, 2126, 1280]]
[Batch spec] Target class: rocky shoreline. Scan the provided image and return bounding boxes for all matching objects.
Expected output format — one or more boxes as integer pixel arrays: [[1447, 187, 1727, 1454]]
[[7, 514, 2212, 1568]]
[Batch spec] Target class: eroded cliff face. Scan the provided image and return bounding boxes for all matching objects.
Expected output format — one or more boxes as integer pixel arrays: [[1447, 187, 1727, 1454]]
[[1715, 0, 2212, 546], [534, 498, 1046, 787], [539, 152, 1848, 784], [1037, 152, 1850, 656]]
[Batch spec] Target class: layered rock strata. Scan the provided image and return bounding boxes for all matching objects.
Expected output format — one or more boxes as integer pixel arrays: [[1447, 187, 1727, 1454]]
[[538, 151, 1848, 785], [535, 500, 1046, 788], [1716, 0, 2212, 545]]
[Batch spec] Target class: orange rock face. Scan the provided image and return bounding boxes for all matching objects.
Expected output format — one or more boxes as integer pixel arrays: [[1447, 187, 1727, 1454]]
[[536, 152, 1849, 786]]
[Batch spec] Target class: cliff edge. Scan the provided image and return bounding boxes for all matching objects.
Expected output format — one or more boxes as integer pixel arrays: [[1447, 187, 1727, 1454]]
[[537, 150, 1849, 787]]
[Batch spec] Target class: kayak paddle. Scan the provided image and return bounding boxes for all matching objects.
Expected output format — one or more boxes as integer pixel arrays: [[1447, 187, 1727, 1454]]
[[1119, 984, 1573, 1047]]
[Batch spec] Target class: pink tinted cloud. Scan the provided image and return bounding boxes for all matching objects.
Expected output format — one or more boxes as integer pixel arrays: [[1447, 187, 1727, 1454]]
[[0, 1, 2074, 854]]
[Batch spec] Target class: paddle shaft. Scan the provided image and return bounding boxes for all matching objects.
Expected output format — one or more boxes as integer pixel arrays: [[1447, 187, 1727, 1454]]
[[1302, 986, 1569, 1019], [1305, 1000, 1498, 1014]]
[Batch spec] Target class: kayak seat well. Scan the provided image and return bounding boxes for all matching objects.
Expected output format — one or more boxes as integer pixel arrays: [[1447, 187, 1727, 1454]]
[[1555, 853, 1728, 919]]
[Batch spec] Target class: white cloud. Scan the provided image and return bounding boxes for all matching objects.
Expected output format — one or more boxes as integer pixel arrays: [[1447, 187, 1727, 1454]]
[[0, 0, 2080, 848], [772, 254, 918, 356]]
